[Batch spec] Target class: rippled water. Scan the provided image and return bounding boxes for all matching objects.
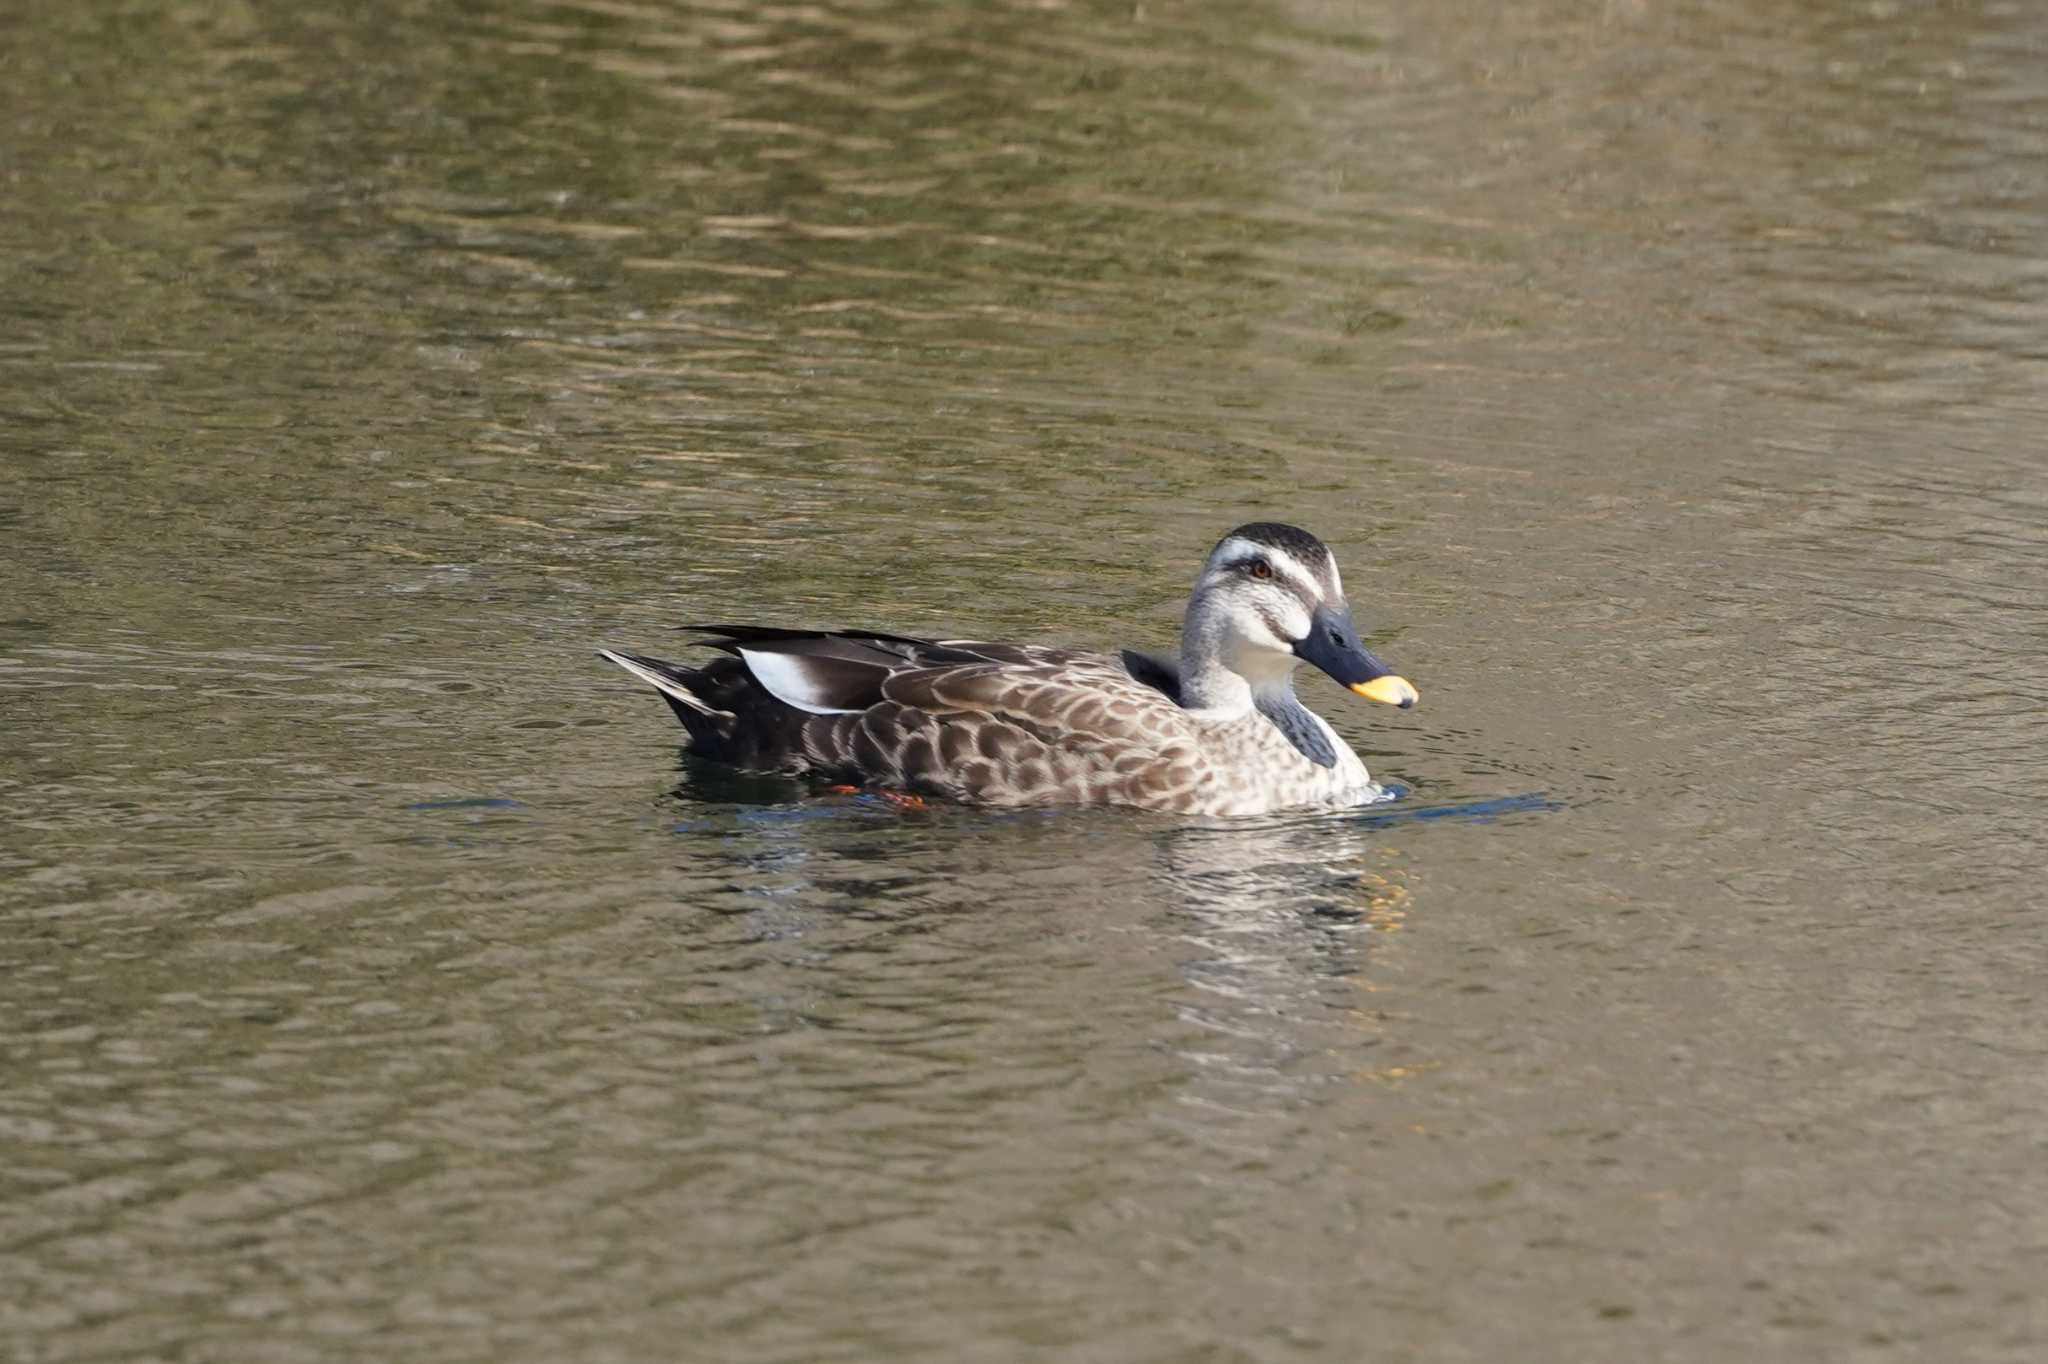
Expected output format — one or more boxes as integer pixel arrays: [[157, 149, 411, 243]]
[[5, 0, 2046, 1359]]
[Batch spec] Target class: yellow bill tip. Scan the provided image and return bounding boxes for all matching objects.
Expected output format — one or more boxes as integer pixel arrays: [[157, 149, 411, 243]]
[[1350, 675, 1419, 709]]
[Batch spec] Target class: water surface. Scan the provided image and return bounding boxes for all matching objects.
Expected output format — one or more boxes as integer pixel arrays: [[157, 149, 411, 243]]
[[4, 1, 2046, 1360]]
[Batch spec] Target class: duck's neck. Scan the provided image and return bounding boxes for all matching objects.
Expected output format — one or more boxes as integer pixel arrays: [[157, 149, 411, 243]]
[[1177, 657, 1253, 713], [1178, 607, 1299, 715], [1178, 651, 1338, 767]]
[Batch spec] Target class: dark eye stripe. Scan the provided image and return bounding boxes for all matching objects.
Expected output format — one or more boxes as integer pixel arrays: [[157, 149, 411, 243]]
[[1223, 554, 1322, 614], [1234, 564, 1314, 601], [1278, 577, 1321, 612]]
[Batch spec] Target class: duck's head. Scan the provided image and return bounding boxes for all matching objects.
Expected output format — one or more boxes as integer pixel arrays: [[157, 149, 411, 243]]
[[1183, 522, 1419, 709]]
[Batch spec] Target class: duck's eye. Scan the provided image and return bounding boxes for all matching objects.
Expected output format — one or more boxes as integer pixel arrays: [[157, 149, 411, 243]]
[[1246, 559, 1273, 580]]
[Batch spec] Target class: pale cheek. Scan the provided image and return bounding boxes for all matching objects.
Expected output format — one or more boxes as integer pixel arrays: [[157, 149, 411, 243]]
[[1269, 598, 1311, 643], [1236, 602, 1308, 677]]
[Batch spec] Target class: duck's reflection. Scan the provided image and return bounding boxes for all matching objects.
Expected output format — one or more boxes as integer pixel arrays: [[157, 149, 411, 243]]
[[1135, 813, 1423, 1138], [659, 779, 1428, 1153], [1154, 811, 1415, 942]]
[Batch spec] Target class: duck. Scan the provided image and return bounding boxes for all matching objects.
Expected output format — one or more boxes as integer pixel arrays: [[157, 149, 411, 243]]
[[598, 522, 1418, 817]]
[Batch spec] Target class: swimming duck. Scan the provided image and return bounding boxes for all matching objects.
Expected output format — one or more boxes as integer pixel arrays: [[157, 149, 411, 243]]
[[599, 522, 1418, 817]]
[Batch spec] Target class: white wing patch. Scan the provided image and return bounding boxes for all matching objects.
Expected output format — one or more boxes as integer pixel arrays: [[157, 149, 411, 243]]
[[739, 648, 861, 715]]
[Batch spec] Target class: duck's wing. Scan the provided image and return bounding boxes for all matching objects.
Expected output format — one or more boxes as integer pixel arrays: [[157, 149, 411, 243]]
[[616, 627, 1209, 806], [863, 643, 1213, 806], [679, 627, 1151, 717], [877, 647, 1182, 748]]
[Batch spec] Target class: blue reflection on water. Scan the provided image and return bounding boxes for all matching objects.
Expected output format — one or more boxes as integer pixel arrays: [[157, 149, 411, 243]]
[[1350, 789, 1562, 828]]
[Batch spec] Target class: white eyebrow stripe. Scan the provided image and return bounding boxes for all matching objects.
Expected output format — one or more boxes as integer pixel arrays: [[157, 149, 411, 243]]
[[1212, 537, 1264, 563], [1210, 537, 1333, 608], [1264, 547, 1328, 604]]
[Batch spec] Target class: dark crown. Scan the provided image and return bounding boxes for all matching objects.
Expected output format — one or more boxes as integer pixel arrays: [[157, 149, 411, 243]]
[[1221, 522, 1331, 566]]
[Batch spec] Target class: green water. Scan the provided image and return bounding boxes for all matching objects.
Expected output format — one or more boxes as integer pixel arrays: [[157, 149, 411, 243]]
[[5, 1, 2046, 1360]]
